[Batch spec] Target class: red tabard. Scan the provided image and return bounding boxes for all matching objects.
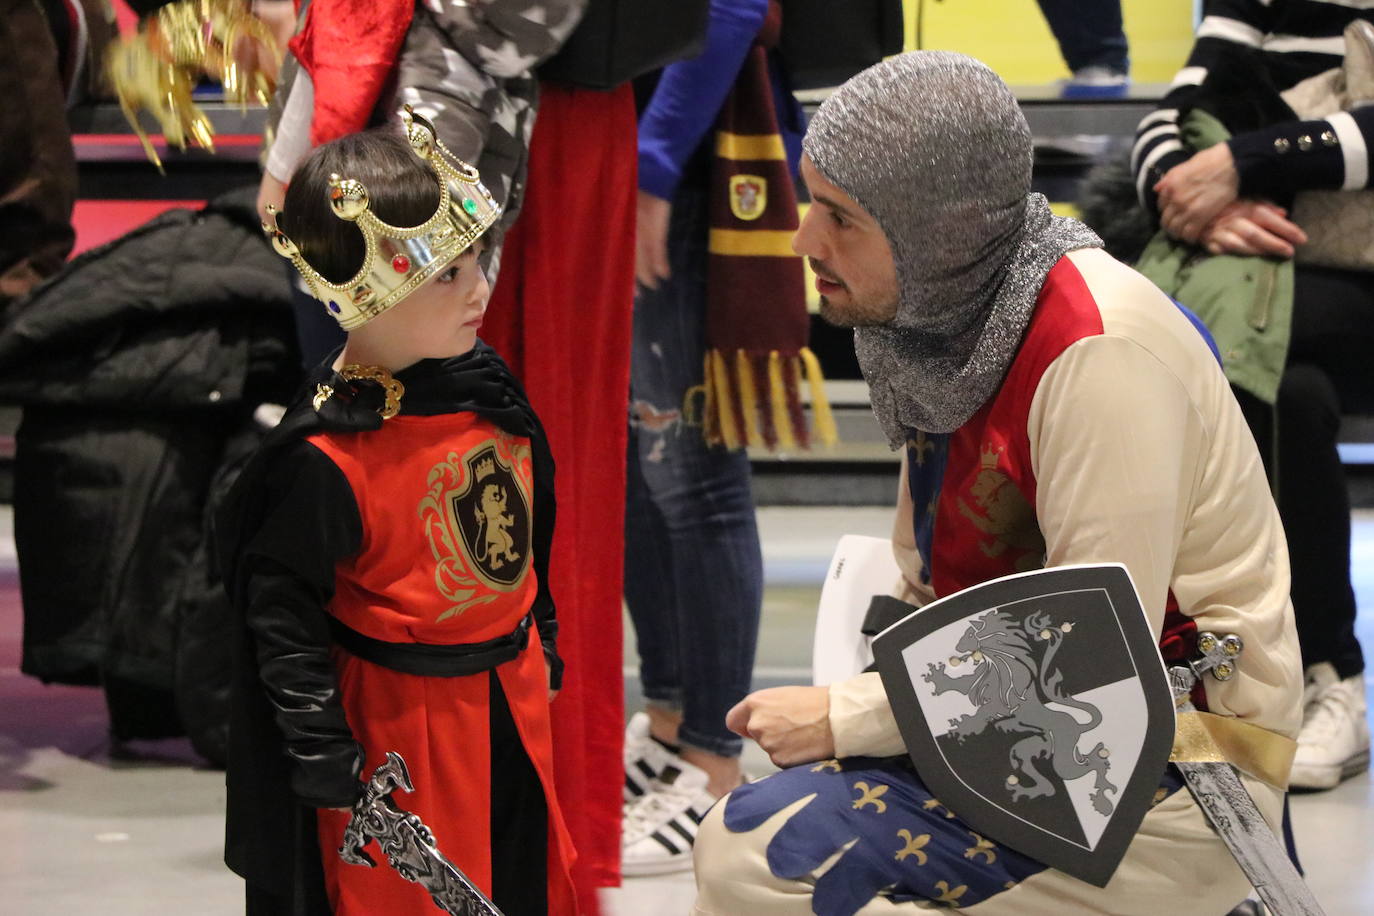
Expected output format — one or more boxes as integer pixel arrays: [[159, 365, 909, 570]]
[[928, 258, 1199, 674], [305, 412, 576, 915]]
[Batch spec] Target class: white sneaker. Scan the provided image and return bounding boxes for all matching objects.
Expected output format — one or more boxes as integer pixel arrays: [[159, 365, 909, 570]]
[[1061, 65, 1130, 99], [623, 712, 682, 803], [1289, 662, 1371, 790], [622, 760, 718, 877]]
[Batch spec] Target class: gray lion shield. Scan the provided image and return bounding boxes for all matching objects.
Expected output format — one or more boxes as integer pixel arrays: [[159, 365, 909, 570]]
[[871, 564, 1175, 887]]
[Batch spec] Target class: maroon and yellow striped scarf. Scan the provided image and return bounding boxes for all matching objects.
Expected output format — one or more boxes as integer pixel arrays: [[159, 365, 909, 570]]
[[702, 4, 836, 451]]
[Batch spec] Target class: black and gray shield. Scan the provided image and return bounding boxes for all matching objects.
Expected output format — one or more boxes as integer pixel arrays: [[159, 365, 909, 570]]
[[871, 564, 1175, 887]]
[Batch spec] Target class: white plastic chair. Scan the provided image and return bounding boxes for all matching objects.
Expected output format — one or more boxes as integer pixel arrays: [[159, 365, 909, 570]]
[[811, 534, 901, 686]]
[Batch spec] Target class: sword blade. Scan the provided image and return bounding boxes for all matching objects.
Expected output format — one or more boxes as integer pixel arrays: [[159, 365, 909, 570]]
[[393, 818, 503, 916], [1175, 760, 1325, 916]]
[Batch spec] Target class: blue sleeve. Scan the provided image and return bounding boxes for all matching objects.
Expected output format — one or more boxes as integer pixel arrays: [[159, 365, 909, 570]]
[[637, 0, 768, 200]]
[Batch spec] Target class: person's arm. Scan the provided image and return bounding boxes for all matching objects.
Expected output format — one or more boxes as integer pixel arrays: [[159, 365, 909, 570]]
[[425, 0, 588, 80], [1226, 105, 1374, 198], [527, 415, 562, 696], [1131, 0, 1277, 214], [1029, 334, 1199, 633], [241, 443, 366, 808], [637, 0, 768, 202], [889, 450, 934, 608]]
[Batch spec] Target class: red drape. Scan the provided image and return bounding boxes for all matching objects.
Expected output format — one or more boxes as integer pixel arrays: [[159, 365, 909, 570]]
[[482, 82, 637, 913], [288, 0, 413, 147]]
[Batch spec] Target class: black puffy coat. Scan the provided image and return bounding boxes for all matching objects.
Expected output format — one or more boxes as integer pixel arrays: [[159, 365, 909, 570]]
[[0, 187, 300, 763]]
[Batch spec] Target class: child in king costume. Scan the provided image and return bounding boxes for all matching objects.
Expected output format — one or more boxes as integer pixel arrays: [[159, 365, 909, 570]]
[[216, 110, 575, 915]]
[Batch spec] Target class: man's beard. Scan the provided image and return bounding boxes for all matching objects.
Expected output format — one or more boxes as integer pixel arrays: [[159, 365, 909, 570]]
[[819, 294, 897, 329]]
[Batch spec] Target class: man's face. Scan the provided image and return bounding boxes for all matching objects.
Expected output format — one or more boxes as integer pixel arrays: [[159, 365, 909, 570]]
[[793, 155, 899, 328]]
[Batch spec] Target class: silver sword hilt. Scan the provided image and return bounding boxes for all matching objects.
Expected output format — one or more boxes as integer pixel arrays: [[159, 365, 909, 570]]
[[1170, 631, 1243, 706], [340, 751, 422, 867]]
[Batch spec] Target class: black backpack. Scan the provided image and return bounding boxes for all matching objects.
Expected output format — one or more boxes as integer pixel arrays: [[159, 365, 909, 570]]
[[779, 0, 904, 90], [539, 0, 711, 90]]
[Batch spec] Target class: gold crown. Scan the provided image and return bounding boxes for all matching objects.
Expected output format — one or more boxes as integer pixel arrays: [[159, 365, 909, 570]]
[[979, 443, 1003, 469], [475, 457, 497, 480], [263, 106, 501, 330]]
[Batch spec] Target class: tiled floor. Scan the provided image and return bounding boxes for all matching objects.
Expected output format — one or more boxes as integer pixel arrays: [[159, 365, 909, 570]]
[[2, 505, 1371, 914]]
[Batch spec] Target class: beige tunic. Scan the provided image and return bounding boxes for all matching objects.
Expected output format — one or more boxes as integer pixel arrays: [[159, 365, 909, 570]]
[[694, 248, 1303, 914]]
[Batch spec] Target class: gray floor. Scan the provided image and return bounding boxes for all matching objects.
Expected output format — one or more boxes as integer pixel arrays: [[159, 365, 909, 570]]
[[2, 505, 1371, 914]]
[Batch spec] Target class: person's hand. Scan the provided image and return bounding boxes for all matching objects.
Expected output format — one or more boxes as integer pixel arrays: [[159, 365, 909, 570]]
[[546, 658, 559, 704], [1154, 143, 1240, 244], [1199, 199, 1307, 259], [726, 686, 834, 768], [258, 171, 288, 227], [239, 0, 297, 82], [635, 190, 672, 290]]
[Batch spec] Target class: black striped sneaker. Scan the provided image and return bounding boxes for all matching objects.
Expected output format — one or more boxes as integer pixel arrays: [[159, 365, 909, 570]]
[[621, 761, 717, 876], [623, 712, 681, 803]]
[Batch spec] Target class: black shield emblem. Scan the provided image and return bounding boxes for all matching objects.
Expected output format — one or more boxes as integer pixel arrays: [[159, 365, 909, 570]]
[[871, 564, 1175, 887], [450, 443, 531, 591]]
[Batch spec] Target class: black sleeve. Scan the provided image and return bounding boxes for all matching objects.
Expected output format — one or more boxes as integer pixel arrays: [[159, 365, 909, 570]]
[[1228, 105, 1374, 198], [528, 421, 563, 690], [241, 442, 366, 808], [1131, 0, 1279, 215]]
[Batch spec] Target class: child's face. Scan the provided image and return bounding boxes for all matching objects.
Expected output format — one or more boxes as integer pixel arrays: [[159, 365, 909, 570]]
[[371, 244, 491, 361]]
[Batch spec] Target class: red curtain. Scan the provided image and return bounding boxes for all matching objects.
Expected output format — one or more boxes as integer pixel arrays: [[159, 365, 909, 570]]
[[482, 82, 637, 913]]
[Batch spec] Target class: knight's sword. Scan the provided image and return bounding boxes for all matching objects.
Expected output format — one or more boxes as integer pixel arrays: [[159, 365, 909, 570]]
[[340, 751, 504, 916], [1170, 633, 1324, 916]]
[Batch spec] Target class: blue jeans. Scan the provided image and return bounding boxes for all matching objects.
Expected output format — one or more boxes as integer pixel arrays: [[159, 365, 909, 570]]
[[623, 183, 762, 759], [1037, 0, 1129, 75]]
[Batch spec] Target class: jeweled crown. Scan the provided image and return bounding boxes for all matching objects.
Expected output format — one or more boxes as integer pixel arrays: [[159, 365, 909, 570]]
[[263, 106, 501, 330]]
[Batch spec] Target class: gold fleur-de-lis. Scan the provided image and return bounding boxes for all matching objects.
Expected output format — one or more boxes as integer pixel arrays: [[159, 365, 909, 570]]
[[934, 880, 968, 904], [894, 828, 930, 864], [963, 832, 996, 864], [811, 759, 842, 774], [852, 781, 889, 813], [923, 798, 957, 819], [910, 431, 936, 467], [1152, 787, 1169, 806]]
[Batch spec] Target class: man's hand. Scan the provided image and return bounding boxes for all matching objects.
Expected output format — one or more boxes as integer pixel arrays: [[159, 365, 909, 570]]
[[258, 171, 288, 227], [726, 686, 834, 768], [635, 190, 672, 290], [1199, 199, 1307, 259], [1155, 143, 1240, 244]]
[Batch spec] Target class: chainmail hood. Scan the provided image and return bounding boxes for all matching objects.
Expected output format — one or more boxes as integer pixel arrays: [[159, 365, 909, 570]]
[[803, 51, 1101, 443]]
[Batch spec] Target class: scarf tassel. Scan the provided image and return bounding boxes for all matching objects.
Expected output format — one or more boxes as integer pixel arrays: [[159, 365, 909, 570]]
[[698, 347, 838, 451]]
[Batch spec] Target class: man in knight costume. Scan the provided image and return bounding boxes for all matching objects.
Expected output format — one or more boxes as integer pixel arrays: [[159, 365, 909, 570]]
[[691, 52, 1304, 915]]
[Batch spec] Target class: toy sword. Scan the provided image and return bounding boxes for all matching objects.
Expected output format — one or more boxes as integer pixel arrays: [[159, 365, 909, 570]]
[[340, 751, 503, 915], [1170, 633, 1324, 916]]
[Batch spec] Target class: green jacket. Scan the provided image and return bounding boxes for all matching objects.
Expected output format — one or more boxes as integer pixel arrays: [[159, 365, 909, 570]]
[[1134, 109, 1293, 404]]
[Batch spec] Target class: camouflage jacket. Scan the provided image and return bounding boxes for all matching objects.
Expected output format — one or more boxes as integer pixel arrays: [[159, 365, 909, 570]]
[[395, 0, 586, 235], [268, 0, 585, 248]]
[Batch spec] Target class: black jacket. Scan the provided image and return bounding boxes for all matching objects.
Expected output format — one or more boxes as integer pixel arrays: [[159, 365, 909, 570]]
[[213, 345, 558, 911], [0, 187, 299, 760]]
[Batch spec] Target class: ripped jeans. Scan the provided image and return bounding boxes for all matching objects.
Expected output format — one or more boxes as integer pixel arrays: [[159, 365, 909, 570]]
[[624, 182, 762, 758]]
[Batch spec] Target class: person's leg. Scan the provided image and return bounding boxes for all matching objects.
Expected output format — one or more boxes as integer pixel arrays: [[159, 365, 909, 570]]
[[1034, 0, 1130, 75], [624, 180, 763, 780], [693, 758, 1253, 915], [488, 672, 548, 915], [0, 0, 77, 307], [621, 180, 764, 875], [1279, 266, 1374, 790]]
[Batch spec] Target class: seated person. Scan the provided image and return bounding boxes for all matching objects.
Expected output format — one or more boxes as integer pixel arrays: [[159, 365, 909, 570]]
[[692, 52, 1302, 916]]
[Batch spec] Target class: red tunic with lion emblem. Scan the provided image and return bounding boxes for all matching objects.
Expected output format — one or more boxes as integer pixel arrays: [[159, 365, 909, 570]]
[[306, 414, 575, 913]]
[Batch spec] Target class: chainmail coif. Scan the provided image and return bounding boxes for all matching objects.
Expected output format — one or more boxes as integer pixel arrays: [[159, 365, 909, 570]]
[[804, 51, 1102, 443]]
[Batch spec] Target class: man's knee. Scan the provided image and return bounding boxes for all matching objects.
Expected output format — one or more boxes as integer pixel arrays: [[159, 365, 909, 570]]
[[692, 798, 785, 911]]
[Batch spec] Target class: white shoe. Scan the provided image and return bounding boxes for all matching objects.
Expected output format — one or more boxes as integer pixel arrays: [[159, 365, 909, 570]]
[[623, 712, 682, 803], [1289, 662, 1370, 790], [622, 760, 718, 877], [1060, 65, 1130, 99]]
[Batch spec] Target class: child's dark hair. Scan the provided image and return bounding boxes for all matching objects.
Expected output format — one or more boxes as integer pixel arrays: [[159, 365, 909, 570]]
[[279, 129, 441, 284]]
